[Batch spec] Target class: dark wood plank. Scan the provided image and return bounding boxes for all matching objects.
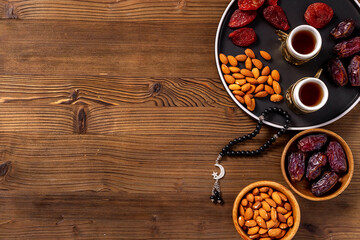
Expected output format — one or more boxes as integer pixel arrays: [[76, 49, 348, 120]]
[[0, 20, 219, 77], [0, 75, 233, 107], [0, 0, 229, 22]]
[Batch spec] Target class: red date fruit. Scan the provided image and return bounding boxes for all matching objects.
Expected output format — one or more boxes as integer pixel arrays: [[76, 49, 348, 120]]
[[265, 0, 278, 6], [304, 3, 333, 29], [334, 36, 360, 58], [306, 152, 327, 181], [263, 5, 290, 31], [229, 28, 257, 47], [297, 134, 327, 152], [288, 152, 305, 182], [330, 19, 356, 40], [228, 9, 257, 28], [326, 141, 347, 173], [238, 0, 265, 11], [311, 171, 339, 197], [328, 58, 348, 87], [348, 55, 360, 87]]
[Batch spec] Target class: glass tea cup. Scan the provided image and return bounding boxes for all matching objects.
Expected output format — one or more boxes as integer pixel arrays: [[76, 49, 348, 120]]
[[276, 25, 322, 65], [286, 69, 329, 113]]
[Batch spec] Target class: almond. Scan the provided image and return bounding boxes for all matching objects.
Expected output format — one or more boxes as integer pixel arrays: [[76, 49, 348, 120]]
[[254, 91, 268, 98], [236, 79, 247, 85], [247, 85, 256, 94], [272, 192, 282, 205], [241, 83, 251, 92], [273, 81, 281, 94], [240, 205, 245, 216], [284, 211, 292, 219], [246, 77, 259, 85], [261, 201, 271, 212], [271, 207, 277, 221], [259, 187, 269, 193], [229, 84, 241, 91], [256, 216, 267, 229], [246, 193, 254, 203], [254, 84, 264, 93], [258, 228, 268, 235], [233, 73, 245, 79], [252, 188, 260, 196], [238, 216, 245, 227], [277, 213, 286, 223], [228, 55, 238, 66], [235, 54, 247, 62], [261, 66, 270, 76], [284, 203, 291, 211], [260, 193, 270, 199], [253, 201, 262, 210], [224, 75, 235, 84], [229, 66, 241, 73], [260, 51, 272, 61], [257, 76, 268, 84], [245, 220, 257, 227], [219, 53, 228, 64], [264, 85, 274, 95], [276, 207, 288, 214], [246, 57, 253, 70], [247, 98, 256, 111], [245, 48, 256, 58], [278, 192, 288, 202], [276, 230, 286, 239], [235, 95, 245, 104], [259, 208, 270, 221], [279, 223, 288, 229], [270, 94, 283, 102], [271, 69, 280, 81], [241, 69, 254, 77], [255, 196, 262, 202], [266, 219, 276, 229], [233, 90, 245, 96], [249, 234, 260, 239], [248, 226, 259, 235], [253, 209, 259, 220], [244, 94, 252, 107], [252, 68, 260, 79], [267, 75, 273, 85], [287, 216, 294, 227], [241, 198, 248, 207], [252, 58, 263, 69], [245, 207, 254, 220], [268, 228, 282, 238], [265, 198, 276, 208], [221, 64, 230, 74], [268, 188, 273, 196]]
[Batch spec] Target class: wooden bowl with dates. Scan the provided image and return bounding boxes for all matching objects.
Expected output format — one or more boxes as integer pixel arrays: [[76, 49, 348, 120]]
[[281, 128, 354, 201], [232, 181, 300, 240]]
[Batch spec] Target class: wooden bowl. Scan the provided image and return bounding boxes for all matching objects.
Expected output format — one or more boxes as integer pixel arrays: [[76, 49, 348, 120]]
[[232, 181, 300, 240], [281, 128, 354, 201]]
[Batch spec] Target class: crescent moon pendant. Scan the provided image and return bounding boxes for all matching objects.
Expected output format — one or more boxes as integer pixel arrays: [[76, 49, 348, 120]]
[[213, 163, 225, 180]]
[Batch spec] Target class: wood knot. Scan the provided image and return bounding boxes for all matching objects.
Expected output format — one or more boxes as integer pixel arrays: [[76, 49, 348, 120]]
[[0, 161, 11, 177], [4, 4, 18, 19], [301, 223, 318, 233], [76, 107, 87, 134], [149, 83, 162, 96], [177, 0, 186, 9]]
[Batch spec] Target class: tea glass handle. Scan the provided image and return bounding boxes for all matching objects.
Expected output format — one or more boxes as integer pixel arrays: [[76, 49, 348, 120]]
[[314, 68, 323, 79], [275, 30, 288, 42]]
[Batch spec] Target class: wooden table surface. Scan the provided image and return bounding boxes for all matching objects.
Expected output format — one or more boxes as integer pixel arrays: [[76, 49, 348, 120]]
[[0, 0, 359, 239]]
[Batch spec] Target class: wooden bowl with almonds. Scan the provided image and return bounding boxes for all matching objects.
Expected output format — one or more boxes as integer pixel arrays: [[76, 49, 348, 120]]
[[232, 181, 300, 240]]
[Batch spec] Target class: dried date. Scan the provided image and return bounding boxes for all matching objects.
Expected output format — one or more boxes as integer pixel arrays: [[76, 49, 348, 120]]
[[348, 55, 360, 87], [328, 58, 348, 87], [326, 141, 347, 173], [330, 19, 356, 40], [306, 152, 327, 181], [311, 171, 339, 197], [334, 36, 360, 58], [288, 152, 305, 182], [297, 134, 328, 152]]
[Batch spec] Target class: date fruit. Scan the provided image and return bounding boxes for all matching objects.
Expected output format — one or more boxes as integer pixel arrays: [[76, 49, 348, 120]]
[[228, 9, 257, 28], [297, 134, 328, 152], [334, 36, 360, 58], [311, 171, 339, 197], [288, 152, 305, 182], [304, 3, 333, 29], [348, 55, 360, 87], [326, 141, 347, 173], [306, 152, 327, 181], [328, 58, 348, 87], [229, 28, 257, 47], [330, 19, 356, 40], [263, 5, 290, 31]]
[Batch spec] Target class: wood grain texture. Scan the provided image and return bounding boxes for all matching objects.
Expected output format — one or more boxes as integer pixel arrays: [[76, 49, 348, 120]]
[[0, 0, 229, 22], [0, 0, 360, 239]]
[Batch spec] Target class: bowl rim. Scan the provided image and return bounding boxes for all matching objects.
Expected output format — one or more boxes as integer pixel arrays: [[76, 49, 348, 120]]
[[281, 128, 354, 201], [232, 181, 301, 240]]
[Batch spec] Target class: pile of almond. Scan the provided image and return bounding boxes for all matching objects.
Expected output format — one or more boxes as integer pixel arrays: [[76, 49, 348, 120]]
[[238, 186, 294, 240], [219, 49, 283, 112]]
